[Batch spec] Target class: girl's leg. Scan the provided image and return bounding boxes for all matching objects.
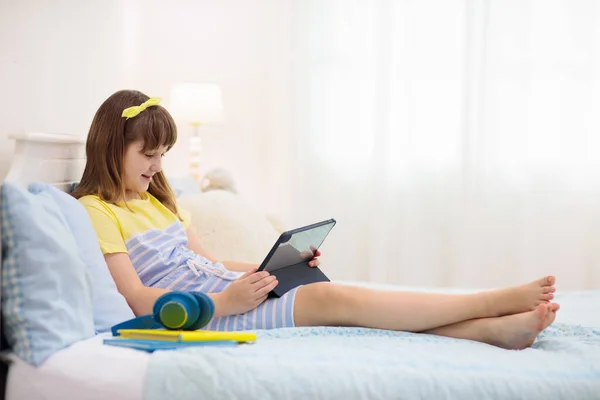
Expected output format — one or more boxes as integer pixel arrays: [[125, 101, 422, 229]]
[[293, 276, 556, 332], [423, 303, 559, 349]]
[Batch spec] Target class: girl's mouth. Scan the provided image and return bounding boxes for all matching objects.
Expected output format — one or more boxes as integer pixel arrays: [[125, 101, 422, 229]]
[[142, 174, 152, 181]]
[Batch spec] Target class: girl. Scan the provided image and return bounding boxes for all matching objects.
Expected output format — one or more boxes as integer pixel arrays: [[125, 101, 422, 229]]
[[73, 90, 560, 350]]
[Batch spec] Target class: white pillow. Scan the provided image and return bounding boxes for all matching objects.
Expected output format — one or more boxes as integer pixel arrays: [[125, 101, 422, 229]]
[[178, 191, 280, 264]]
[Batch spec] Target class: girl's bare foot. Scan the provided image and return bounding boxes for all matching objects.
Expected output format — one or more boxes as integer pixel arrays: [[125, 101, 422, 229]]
[[483, 276, 556, 317], [486, 303, 559, 350]]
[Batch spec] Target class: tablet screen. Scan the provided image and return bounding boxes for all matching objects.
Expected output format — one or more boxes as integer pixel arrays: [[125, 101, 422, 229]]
[[261, 220, 336, 273]]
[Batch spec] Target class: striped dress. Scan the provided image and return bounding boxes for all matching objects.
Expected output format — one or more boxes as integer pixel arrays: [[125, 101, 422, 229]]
[[80, 193, 297, 330]]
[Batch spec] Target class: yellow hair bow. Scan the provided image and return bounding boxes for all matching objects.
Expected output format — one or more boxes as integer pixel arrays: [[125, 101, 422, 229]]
[[121, 97, 162, 119]]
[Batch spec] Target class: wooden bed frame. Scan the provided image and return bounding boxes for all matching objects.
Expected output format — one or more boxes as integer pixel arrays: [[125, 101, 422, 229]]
[[0, 132, 86, 400]]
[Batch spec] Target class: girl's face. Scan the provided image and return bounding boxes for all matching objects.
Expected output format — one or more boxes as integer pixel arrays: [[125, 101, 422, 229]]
[[123, 140, 168, 199]]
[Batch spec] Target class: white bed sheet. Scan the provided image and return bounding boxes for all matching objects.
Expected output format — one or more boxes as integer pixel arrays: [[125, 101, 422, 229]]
[[5, 333, 150, 400]]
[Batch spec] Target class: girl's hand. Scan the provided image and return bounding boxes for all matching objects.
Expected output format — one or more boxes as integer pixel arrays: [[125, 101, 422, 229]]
[[308, 248, 322, 267], [220, 269, 278, 316]]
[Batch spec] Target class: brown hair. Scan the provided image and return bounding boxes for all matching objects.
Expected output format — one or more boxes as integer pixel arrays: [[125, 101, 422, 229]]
[[72, 89, 180, 217]]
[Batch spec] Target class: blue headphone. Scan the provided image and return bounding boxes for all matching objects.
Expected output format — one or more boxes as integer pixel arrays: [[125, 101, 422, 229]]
[[111, 291, 215, 336]]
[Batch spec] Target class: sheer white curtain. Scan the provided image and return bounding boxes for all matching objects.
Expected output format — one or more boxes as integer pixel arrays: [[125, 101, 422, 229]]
[[286, 0, 600, 290]]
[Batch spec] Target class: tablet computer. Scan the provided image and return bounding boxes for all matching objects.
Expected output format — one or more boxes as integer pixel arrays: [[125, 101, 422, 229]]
[[257, 218, 336, 297]]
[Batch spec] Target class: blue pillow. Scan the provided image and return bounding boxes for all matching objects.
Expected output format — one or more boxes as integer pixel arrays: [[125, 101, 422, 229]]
[[1, 182, 95, 365], [29, 183, 135, 333]]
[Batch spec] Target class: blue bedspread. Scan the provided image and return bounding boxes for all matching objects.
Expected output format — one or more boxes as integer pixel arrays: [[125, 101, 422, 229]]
[[144, 290, 600, 400]]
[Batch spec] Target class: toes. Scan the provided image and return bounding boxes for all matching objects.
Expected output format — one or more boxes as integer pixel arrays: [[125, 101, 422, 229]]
[[550, 303, 560, 312], [534, 304, 547, 319], [545, 306, 557, 326], [543, 287, 556, 294], [535, 276, 555, 287], [541, 293, 554, 301], [541, 303, 553, 320]]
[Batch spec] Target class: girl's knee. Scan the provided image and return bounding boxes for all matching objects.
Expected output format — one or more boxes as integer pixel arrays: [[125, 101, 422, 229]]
[[294, 283, 343, 326], [299, 282, 356, 315]]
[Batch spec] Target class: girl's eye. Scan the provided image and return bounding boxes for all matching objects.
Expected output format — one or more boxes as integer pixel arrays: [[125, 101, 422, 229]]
[[144, 152, 166, 158]]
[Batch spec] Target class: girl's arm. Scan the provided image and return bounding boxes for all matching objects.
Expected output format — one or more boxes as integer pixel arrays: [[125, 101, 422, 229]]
[[221, 261, 259, 272], [104, 252, 229, 317]]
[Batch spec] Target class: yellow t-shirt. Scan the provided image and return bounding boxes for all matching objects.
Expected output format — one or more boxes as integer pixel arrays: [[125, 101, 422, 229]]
[[79, 193, 191, 255], [79, 193, 196, 287]]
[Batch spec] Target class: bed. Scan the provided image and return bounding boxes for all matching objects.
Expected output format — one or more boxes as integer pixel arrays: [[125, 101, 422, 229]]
[[1, 133, 599, 400]]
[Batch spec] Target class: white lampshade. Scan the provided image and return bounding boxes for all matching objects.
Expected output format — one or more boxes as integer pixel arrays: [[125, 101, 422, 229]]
[[169, 82, 224, 125]]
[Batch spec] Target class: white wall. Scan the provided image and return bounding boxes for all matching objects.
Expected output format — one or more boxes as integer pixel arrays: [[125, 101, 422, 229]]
[[0, 0, 294, 214], [127, 0, 293, 212], [0, 0, 129, 178]]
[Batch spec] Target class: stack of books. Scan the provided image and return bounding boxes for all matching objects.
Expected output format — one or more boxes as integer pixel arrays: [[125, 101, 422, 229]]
[[103, 329, 257, 352]]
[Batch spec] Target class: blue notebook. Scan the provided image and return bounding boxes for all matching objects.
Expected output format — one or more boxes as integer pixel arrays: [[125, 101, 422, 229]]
[[103, 338, 238, 352]]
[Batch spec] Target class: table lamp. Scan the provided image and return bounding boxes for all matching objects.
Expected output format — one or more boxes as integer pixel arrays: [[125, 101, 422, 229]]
[[169, 82, 224, 181]]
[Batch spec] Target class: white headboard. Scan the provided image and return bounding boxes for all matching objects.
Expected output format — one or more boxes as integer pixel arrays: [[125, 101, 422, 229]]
[[4, 132, 86, 191]]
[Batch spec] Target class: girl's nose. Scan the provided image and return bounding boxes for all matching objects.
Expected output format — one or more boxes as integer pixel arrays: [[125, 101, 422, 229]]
[[151, 158, 162, 172]]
